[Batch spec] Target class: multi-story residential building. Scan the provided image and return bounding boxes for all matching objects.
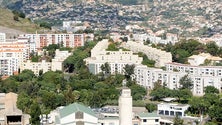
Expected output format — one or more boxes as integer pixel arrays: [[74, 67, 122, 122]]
[[20, 60, 51, 76], [0, 40, 30, 76], [0, 57, 18, 76], [0, 33, 6, 43], [19, 33, 84, 51], [134, 65, 222, 96], [84, 39, 142, 74], [132, 33, 178, 45], [157, 103, 189, 117], [20, 49, 71, 76], [165, 62, 222, 77], [134, 65, 186, 90], [122, 41, 172, 67]]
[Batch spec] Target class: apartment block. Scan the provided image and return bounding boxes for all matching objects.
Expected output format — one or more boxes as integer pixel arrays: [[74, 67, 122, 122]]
[[19, 33, 84, 51], [84, 39, 142, 74], [0, 40, 30, 76], [134, 65, 222, 96], [134, 65, 186, 90], [122, 41, 172, 67], [20, 49, 71, 76], [165, 62, 222, 77]]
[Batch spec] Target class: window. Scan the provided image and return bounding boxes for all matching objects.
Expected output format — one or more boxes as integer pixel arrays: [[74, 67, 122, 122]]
[[155, 119, 159, 122], [143, 119, 147, 122]]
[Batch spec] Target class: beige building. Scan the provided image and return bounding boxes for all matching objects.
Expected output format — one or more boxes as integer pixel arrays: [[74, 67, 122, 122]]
[[121, 41, 172, 67], [84, 39, 142, 74], [20, 49, 71, 75], [0, 92, 30, 125], [188, 53, 222, 66]]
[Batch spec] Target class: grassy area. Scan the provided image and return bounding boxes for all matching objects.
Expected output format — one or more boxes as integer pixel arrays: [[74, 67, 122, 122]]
[[0, 8, 46, 33]]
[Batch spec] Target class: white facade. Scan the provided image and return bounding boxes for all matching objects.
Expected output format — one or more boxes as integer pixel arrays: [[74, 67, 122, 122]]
[[0, 57, 18, 76], [165, 62, 222, 77], [20, 60, 51, 75], [132, 33, 178, 45], [119, 88, 132, 125], [0, 33, 6, 43], [137, 112, 160, 125], [122, 41, 172, 67], [134, 65, 186, 90], [63, 21, 82, 29], [188, 53, 222, 66], [20, 49, 71, 76], [134, 64, 222, 96], [0, 40, 30, 76], [84, 39, 142, 74], [157, 103, 189, 117]]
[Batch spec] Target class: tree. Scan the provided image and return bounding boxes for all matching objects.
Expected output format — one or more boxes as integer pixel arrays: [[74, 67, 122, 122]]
[[173, 114, 184, 125], [130, 84, 147, 100], [208, 101, 222, 123], [30, 101, 41, 125], [124, 64, 135, 80], [206, 42, 219, 56], [179, 75, 193, 90], [13, 15, 19, 21], [100, 62, 111, 78], [145, 103, 157, 112], [204, 86, 219, 94]]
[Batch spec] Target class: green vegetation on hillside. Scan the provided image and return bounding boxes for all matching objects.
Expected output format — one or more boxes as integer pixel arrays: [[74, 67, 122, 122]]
[[0, 8, 46, 33], [163, 39, 222, 64]]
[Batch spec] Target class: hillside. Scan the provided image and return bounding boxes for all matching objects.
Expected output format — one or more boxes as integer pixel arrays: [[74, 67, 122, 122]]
[[0, 8, 45, 36]]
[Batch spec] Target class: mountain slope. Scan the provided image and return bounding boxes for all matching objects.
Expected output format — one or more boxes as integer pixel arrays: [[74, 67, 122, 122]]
[[0, 7, 45, 34]]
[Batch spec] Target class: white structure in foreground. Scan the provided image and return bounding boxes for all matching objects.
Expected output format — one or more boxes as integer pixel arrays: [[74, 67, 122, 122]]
[[119, 88, 132, 125], [51, 103, 98, 125], [122, 41, 172, 67], [84, 39, 142, 74], [157, 103, 189, 117], [137, 112, 161, 125]]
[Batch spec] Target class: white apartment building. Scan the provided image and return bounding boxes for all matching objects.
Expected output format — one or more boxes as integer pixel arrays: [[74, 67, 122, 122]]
[[122, 41, 172, 67], [20, 49, 71, 76], [19, 33, 84, 51], [165, 62, 222, 77], [134, 65, 222, 96], [134, 65, 186, 90], [132, 33, 178, 45], [0, 40, 30, 76], [0, 58, 18, 76], [0, 33, 6, 43], [157, 103, 189, 117], [84, 39, 142, 74]]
